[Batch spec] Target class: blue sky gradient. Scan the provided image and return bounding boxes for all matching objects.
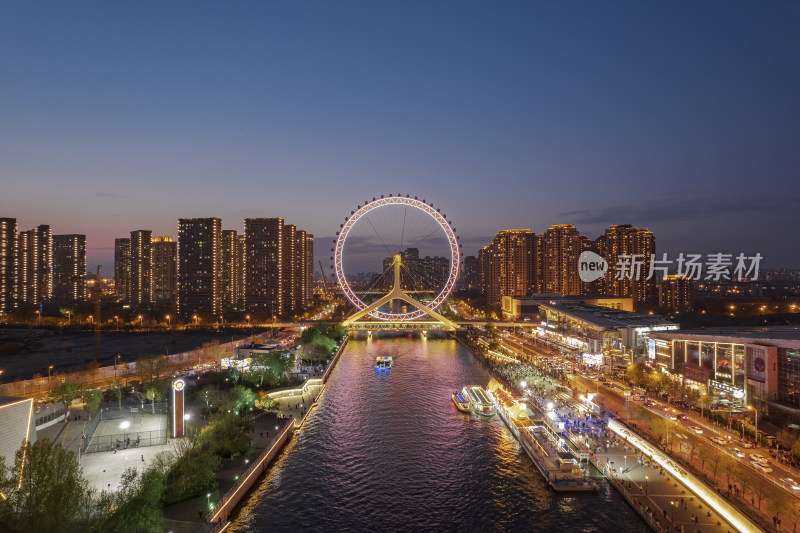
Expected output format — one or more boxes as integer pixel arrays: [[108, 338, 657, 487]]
[[1, 1, 798, 272]]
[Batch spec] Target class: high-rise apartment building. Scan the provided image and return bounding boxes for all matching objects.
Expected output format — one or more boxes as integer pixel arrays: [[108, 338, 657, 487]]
[[151, 236, 177, 305], [17, 225, 52, 306], [540, 224, 581, 296], [244, 217, 283, 316], [304, 232, 314, 309], [129, 230, 152, 306], [178, 218, 221, 317], [114, 238, 131, 302], [659, 274, 694, 313], [462, 255, 479, 291], [52, 234, 86, 302], [602, 224, 656, 308], [0, 218, 17, 315], [294, 229, 313, 311], [480, 230, 536, 308], [236, 235, 246, 309], [282, 224, 297, 315], [220, 230, 240, 309]]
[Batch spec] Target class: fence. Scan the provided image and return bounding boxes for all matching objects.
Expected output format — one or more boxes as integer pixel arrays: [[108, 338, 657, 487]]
[[84, 428, 167, 454], [83, 402, 169, 453]]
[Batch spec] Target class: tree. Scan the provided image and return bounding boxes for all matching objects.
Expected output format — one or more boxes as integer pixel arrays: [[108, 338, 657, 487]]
[[52, 382, 80, 421], [0, 439, 89, 533], [697, 392, 712, 417], [734, 468, 750, 499], [226, 385, 257, 416], [721, 454, 737, 489], [143, 383, 165, 415], [198, 412, 254, 458], [112, 380, 123, 410], [255, 395, 278, 411], [197, 385, 220, 408], [710, 451, 722, 483], [792, 436, 800, 460], [752, 481, 769, 510], [91, 466, 165, 533], [697, 443, 712, 471], [626, 364, 645, 388], [82, 387, 104, 415], [766, 486, 790, 525]]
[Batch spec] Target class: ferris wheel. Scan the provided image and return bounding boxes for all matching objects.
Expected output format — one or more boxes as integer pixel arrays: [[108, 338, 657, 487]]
[[333, 195, 461, 321]]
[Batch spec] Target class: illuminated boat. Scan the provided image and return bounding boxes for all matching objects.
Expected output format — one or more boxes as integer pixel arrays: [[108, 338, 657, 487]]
[[451, 391, 471, 413], [375, 355, 392, 372], [464, 385, 496, 416]]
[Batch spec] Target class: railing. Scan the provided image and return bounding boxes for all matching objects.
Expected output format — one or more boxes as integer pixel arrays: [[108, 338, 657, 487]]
[[207, 420, 294, 524]]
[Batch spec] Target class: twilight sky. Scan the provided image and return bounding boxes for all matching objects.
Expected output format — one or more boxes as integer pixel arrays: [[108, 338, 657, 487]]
[[1, 1, 799, 275]]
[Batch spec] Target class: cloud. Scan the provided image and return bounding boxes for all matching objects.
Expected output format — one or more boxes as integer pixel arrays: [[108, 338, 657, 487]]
[[558, 196, 789, 226]]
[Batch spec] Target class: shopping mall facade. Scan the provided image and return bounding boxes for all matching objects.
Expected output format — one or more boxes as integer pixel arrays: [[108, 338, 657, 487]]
[[648, 328, 800, 416]]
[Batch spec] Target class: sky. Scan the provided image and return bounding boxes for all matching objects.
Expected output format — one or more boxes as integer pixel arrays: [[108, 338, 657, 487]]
[[1, 1, 799, 275]]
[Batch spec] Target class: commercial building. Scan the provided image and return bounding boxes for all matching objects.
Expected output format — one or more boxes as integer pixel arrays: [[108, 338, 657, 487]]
[[0, 218, 17, 316], [502, 293, 634, 320], [114, 237, 131, 301], [535, 299, 677, 367], [648, 328, 800, 417], [52, 234, 86, 303], [17, 224, 52, 306], [658, 274, 693, 313], [178, 218, 222, 317], [0, 396, 36, 469], [151, 236, 177, 305]]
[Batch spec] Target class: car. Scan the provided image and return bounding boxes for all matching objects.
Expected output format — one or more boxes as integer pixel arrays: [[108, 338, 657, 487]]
[[668, 414, 678, 420], [677, 414, 689, 421], [662, 406, 670, 412], [780, 478, 800, 490], [751, 461, 773, 473], [730, 448, 745, 458], [738, 440, 755, 449], [750, 454, 768, 464], [690, 426, 703, 434], [710, 437, 727, 445]]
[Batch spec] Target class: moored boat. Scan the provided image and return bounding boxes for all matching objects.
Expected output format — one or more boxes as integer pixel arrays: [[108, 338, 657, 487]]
[[451, 391, 471, 413], [463, 385, 496, 416]]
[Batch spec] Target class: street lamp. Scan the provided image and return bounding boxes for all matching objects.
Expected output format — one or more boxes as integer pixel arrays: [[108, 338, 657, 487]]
[[48, 365, 53, 389], [115, 354, 121, 378], [207, 492, 211, 510], [246, 315, 250, 325], [36, 310, 40, 325], [114, 315, 118, 328], [645, 475, 649, 493], [138, 315, 143, 326], [88, 314, 93, 325], [521, 381, 527, 389], [193, 315, 198, 325], [747, 404, 759, 445], [120, 420, 130, 446], [165, 315, 171, 327]]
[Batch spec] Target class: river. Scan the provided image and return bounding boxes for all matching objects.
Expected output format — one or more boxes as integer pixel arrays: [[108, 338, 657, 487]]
[[228, 333, 645, 532]]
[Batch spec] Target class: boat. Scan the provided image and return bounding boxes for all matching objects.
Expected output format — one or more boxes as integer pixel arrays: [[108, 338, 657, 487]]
[[451, 391, 471, 413], [463, 385, 496, 416], [375, 355, 392, 372]]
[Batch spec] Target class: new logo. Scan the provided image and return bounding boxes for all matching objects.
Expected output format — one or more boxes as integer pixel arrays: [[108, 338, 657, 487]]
[[579, 251, 608, 283]]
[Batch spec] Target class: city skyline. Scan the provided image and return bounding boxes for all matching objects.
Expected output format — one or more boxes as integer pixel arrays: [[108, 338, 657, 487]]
[[1, 2, 798, 271]]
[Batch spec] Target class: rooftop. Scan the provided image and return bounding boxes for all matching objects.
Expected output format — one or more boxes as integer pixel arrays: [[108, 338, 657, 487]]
[[540, 302, 675, 329], [650, 326, 800, 343]]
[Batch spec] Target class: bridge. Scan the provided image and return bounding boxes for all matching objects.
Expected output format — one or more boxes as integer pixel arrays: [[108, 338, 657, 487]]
[[340, 254, 459, 332]]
